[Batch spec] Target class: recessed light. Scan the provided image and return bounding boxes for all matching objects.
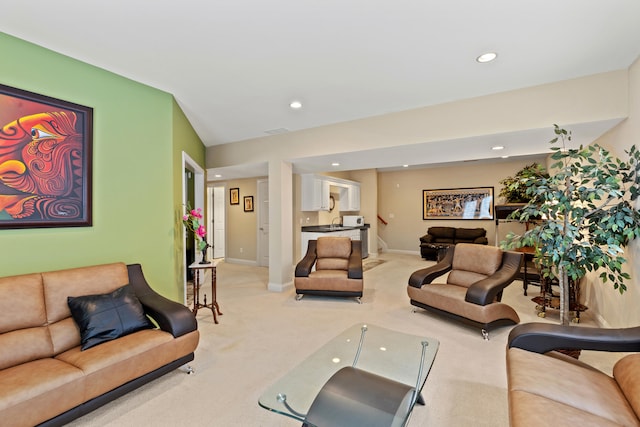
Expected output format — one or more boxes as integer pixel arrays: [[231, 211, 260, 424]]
[[214, 174, 222, 178], [331, 162, 340, 167], [476, 52, 497, 63], [290, 100, 302, 109], [492, 145, 505, 151], [402, 165, 409, 168]]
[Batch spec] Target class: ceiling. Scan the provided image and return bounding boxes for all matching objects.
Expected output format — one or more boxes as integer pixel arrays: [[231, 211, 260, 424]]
[[2, 1, 640, 176]]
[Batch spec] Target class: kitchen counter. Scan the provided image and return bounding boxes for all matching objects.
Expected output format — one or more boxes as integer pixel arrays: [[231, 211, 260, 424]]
[[301, 224, 370, 233], [301, 224, 370, 258]]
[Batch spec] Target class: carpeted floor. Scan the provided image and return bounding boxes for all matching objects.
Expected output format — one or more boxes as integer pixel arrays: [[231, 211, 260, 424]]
[[363, 258, 386, 272], [66, 253, 623, 427]]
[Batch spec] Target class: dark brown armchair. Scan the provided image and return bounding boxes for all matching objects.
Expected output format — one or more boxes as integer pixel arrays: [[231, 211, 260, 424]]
[[295, 237, 363, 303], [408, 243, 523, 339]]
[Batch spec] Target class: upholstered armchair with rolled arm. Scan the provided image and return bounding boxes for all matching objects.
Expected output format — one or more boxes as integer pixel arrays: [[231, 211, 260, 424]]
[[295, 237, 363, 303], [507, 323, 640, 426], [407, 243, 523, 339]]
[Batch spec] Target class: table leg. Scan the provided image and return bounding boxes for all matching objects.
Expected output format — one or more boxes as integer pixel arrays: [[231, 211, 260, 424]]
[[192, 269, 200, 315], [210, 266, 222, 323]]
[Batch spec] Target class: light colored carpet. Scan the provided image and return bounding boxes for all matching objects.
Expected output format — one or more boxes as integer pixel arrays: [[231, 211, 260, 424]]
[[362, 258, 386, 272], [67, 253, 623, 427]]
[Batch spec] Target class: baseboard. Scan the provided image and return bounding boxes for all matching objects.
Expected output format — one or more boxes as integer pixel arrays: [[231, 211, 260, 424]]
[[224, 258, 259, 266], [268, 280, 293, 292]]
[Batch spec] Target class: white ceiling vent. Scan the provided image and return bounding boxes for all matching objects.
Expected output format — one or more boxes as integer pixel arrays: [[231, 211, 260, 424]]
[[265, 128, 290, 135]]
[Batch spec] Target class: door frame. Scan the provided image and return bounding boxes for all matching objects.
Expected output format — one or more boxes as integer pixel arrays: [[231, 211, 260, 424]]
[[182, 151, 205, 305], [257, 179, 269, 267]]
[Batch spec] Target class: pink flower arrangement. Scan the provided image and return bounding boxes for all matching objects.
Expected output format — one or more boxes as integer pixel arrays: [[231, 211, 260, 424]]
[[182, 204, 209, 251]]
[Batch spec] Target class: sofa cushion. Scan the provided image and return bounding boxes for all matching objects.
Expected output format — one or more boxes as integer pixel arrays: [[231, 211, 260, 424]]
[[454, 228, 486, 241], [0, 358, 86, 427], [447, 244, 503, 288], [428, 227, 455, 239], [0, 273, 54, 370], [613, 354, 640, 420], [43, 263, 130, 355], [55, 329, 195, 402], [507, 347, 638, 426], [68, 284, 153, 350], [316, 237, 351, 271]]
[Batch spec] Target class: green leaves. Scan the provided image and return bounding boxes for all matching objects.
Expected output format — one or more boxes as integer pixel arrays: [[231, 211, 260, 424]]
[[502, 126, 640, 299]]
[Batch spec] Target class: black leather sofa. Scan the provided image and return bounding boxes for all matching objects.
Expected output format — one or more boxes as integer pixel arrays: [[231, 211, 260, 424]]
[[419, 226, 488, 259]]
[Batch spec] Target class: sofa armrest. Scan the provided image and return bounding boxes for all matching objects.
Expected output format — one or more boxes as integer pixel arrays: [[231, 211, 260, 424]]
[[419, 234, 433, 244], [465, 251, 522, 305], [508, 322, 640, 353], [473, 237, 488, 245], [295, 240, 317, 278], [408, 249, 453, 288], [127, 264, 197, 338], [348, 240, 363, 279]]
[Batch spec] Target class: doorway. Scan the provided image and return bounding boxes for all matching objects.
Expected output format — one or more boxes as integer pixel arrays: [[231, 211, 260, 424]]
[[182, 152, 205, 305], [258, 179, 269, 267], [211, 185, 226, 258]]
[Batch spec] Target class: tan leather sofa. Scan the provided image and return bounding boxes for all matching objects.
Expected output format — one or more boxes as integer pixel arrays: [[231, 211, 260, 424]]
[[0, 262, 200, 427], [408, 243, 522, 338], [507, 323, 640, 426], [295, 237, 363, 303]]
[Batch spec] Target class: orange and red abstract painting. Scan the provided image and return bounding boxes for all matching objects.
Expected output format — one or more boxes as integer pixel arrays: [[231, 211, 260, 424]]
[[0, 84, 92, 228]]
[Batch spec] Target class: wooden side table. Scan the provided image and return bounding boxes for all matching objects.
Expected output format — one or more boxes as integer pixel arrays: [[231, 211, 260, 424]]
[[189, 260, 223, 324]]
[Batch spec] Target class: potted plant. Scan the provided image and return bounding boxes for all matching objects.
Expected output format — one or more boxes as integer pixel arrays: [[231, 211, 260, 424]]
[[499, 163, 549, 203], [183, 203, 212, 264], [502, 125, 640, 325]]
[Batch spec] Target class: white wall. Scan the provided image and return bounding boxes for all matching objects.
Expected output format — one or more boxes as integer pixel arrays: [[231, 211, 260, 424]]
[[582, 57, 640, 328], [377, 158, 545, 252]]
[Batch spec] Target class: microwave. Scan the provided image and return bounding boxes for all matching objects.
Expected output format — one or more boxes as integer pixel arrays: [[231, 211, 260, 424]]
[[343, 215, 364, 226]]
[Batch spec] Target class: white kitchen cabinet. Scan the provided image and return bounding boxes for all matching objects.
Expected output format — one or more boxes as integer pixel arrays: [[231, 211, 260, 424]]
[[301, 175, 330, 211], [340, 183, 360, 211], [301, 174, 360, 212]]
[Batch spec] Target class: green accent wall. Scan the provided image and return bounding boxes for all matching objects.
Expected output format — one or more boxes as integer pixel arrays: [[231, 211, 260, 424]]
[[0, 33, 205, 301]]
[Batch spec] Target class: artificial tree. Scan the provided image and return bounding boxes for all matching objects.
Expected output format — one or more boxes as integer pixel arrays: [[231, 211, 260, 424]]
[[502, 125, 640, 325]]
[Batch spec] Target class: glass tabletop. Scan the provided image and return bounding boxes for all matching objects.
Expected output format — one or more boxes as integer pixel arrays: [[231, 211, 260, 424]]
[[258, 323, 439, 426]]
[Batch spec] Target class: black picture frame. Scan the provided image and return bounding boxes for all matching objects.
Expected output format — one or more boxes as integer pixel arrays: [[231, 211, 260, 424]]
[[230, 187, 239, 205], [244, 196, 254, 212], [423, 187, 494, 220], [0, 83, 93, 229]]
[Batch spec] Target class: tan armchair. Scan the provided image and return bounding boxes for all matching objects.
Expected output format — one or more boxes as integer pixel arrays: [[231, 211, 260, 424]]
[[295, 237, 363, 303], [407, 243, 523, 339]]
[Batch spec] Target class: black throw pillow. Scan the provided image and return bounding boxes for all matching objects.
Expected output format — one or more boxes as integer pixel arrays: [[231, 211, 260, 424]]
[[68, 284, 153, 350]]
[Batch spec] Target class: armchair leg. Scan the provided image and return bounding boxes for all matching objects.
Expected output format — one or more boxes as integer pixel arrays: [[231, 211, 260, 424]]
[[481, 329, 490, 341], [355, 297, 362, 304], [295, 294, 304, 301]]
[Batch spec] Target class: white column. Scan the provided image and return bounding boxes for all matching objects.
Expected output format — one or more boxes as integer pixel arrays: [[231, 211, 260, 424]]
[[267, 160, 294, 291]]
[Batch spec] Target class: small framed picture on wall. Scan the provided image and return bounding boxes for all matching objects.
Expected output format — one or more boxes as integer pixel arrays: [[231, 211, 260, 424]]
[[230, 188, 239, 205], [244, 196, 254, 212]]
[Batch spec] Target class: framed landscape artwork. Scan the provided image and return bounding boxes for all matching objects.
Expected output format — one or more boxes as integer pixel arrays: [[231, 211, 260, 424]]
[[423, 187, 494, 220], [0, 84, 93, 229]]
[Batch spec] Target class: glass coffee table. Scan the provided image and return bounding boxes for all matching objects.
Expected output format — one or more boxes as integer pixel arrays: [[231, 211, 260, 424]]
[[259, 323, 439, 427]]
